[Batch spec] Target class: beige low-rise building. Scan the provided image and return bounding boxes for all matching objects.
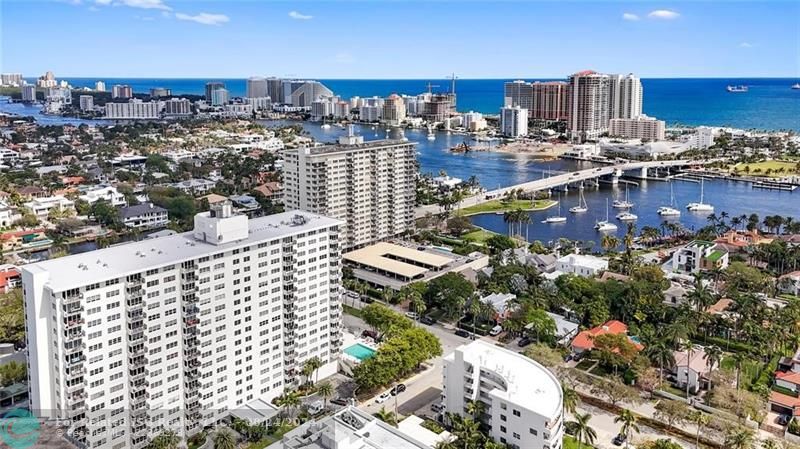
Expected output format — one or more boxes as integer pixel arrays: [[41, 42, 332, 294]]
[[609, 115, 665, 141]]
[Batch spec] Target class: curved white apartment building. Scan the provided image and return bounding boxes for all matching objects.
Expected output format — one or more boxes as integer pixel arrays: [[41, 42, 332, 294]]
[[443, 340, 564, 449]]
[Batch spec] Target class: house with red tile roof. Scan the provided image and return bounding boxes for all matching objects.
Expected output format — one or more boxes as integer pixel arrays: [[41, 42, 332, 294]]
[[570, 320, 644, 354], [0, 265, 20, 293], [770, 347, 800, 417]]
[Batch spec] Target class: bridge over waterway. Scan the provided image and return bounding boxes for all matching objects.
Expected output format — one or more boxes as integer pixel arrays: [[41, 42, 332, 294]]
[[416, 159, 705, 218]]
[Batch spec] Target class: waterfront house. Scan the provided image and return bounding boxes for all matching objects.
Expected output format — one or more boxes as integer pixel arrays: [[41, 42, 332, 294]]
[[23, 195, 74, 219], [669, 240, 729, 275], [555, 254, 608, 278], [571, 320, 644, 355], [714, 229, 773, 253], [119, 203, 169, 229], [79, 185, 127, 207]]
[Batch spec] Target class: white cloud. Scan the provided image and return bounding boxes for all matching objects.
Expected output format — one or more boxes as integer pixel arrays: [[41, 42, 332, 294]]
[[95, 0, 112, 5], [88, 5, 99, 11], [175, 12, 229, 25], [648, 9, 680, 20], [739, 42, 754, 48], [288, 11, 312, 20], [622, 13, 640, 21], [118, 0, 171, 11]]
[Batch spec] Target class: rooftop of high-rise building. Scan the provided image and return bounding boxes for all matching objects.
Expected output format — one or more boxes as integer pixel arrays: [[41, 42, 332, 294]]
[[22, 209, 342, 291]]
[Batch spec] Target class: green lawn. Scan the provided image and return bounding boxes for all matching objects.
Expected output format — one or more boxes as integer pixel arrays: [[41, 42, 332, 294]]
[[343, 304, 364, 319], [564, 435, 596, 449], [461, 229, 498, 244], [732, 160, 800, 177], [456, 199, 556, 216]]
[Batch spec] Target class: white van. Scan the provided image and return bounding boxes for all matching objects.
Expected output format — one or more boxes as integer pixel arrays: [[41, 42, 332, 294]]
[[489, 325, 503, 336]]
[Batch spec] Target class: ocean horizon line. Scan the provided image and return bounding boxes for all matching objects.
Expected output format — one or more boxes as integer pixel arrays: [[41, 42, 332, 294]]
[[28, 76, 800, 81]]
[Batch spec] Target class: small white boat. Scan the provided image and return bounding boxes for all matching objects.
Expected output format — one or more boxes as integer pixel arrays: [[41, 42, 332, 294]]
[[612, 184, 634, 209], [321, 123, 331, 130], [657, 183, 681, 216], [658, 206, 681, 216], [616, 211, 638, 221], [595, 199, 618, 232], [569, 189, 588, 213], [727, 85, 748, 93], [686, 178, 714, 212], [543, 195, 566, 223], [792, 83, 800, 90], [427, 133, 436, 141]]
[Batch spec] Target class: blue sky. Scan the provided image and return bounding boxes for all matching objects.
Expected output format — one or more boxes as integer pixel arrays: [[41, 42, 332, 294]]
[[1, 1, 798, 78]]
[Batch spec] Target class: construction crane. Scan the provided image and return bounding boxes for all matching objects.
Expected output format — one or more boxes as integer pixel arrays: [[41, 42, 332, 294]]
[[425, 82, 440, 94], [448, 72, 458, 94]]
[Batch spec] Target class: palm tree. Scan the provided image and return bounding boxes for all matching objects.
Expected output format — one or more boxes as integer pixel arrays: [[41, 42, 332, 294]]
[[687, 410, 710, 449], [468, 296, 482, 340], [614, 409, 639, 449], [724, 427, 755, 449], [276, 390, 302, 418], [448, 413, 484, 449], [568, 412, 597, 449], [303, 356, 323, 385], [465, 400, 486, 420], [375, 406, 397, 426], [409, 292, 426, 323], [703, 345, 723, 391], [601, 234, 620, 253], [212, 428, 237, 449], [316, 381, 334, 410], [562, 381, 580, 415], [149, 430, 180, 449], [680, 340, 696, 397]]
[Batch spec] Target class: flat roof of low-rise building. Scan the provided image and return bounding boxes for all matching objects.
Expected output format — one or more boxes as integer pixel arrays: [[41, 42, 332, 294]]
[[343, 242, 454, 279], [446, 339, 562, 420]]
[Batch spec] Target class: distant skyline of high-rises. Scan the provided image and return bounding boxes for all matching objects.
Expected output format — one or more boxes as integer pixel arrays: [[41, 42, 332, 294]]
[[2, 1, 796, 78]]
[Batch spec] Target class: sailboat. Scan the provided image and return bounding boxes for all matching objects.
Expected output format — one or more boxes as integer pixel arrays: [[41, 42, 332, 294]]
[[612, 184, 634, 209], [686, 178, 714, 212], [543, 194, 567, 223], [616, 210, 638, 221], [569, 189, 588, 213], [595, 199, 618, 232], [657, 183, 681, 216]]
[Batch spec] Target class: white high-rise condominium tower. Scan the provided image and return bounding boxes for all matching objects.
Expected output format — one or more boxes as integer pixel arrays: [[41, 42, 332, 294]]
[[23, 205, 344, 449], [443, 340, 564, 449], [500, 105, 528, 138], [567, 70, 611, 142], [283, 133, 417, 249], [608, 73, 643, 120], [246, 76, 268, 99]]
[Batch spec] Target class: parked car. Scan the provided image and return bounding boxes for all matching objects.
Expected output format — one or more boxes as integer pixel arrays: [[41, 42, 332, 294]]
[[563, 353, 574, 362], [390, 384, 407, 396], [777, 414, 791, 426], [455, 329, 470, 338], [362, 330, 379, 340], [330, 397, 349, 406], [517, 336, 532, 347], [405, 312, 419, 320], [375, 392, 392, 404], [489, 325, 503, 336], [420, 316, 436, 325], [612, 434, 627, 446], [431, 403, 445, 413]]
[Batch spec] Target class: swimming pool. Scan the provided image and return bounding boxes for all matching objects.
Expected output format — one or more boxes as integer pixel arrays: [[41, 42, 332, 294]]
[[343, 343, 377, 361]]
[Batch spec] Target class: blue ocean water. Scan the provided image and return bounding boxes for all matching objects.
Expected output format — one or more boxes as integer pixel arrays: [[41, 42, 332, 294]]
[[52, 77, 800, 131]]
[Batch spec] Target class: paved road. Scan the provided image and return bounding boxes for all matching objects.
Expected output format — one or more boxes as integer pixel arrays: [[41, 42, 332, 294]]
[[344, 309, 469, 418]]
